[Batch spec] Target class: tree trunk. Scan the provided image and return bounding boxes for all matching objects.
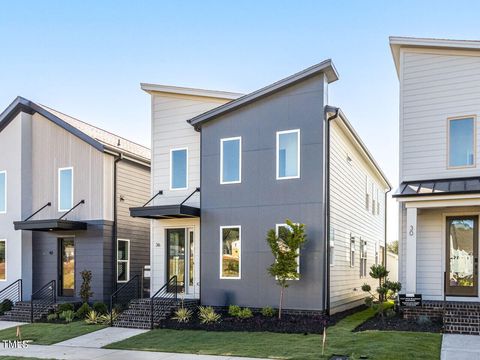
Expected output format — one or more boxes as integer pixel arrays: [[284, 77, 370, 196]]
[[278, 286, 284, 320]]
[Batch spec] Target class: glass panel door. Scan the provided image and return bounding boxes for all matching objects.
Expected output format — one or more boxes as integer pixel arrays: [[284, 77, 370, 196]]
[[166, 229, 185, 293], [59, 238, 75, 297], [446, 216, 478, 296]]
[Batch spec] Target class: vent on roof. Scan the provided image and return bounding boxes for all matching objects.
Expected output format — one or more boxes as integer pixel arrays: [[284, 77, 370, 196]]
[[117, 139, 121, 146]]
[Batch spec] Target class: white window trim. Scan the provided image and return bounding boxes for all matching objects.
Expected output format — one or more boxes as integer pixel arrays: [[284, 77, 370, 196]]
[[276, 129, 300, 180], [330, 228, 335, 267], [0, 239, 6, 282], [117, 239, 130, 283], [220, 137, 242, 185], [219, 225, 241, 280], [58, 167, 74, 212], [276, 223, 300, 280], [447, 115, 477, 169], [170, 147, 189, 191], [0, 171, 6, 214], [350, 235, 355, 268]]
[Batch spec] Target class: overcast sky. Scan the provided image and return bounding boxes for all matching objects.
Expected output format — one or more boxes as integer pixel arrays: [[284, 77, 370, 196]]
[[2, 1, 480, 242]]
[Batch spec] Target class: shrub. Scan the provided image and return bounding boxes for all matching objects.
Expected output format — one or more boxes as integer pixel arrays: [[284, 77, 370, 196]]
[[0, 299, 13, 314], [417, 315, 431, 326], [59, 310, 75, 323], [57, 303, 74, 314], [172, 307, 193, 323], [80, 270, 93, 303], [99, 310, 119, 325], [92, 302, 108, 315], [237, 308, 253, 319], [47, 313, 58, 322], [198, 306, 221, 324], [228, 305, 241, 317], [261, 307, 276, 317], [75, 302, 91, 319], [85, 310, 99, 325]]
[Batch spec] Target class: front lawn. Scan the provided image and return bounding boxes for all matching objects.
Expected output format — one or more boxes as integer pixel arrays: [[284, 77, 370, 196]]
[[0, 321, 105, 345], [106, 308, 442, 360]]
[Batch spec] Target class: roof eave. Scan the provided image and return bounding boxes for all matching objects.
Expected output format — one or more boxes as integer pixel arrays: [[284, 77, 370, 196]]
[[140, 83, 243, 100]]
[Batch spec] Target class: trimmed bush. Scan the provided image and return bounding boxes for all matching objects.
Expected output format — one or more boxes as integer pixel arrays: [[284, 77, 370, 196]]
[[237, 308, 253, 319], [0, 299, 13, 315], [261, 306, 276, 317], [57, 303, 74, 314], [59, 310, 75, 323], [47, 313, 58, 322], [228, 305, 241, 317], [198, 306, 221, 324], [92, 302, 108, 315], [75, 302, 91, 319]]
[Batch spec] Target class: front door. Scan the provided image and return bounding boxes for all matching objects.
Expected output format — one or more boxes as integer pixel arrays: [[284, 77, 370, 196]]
[[59, 238, 75, 297], [446, 216, 478, 296], [166, 228, 195, 294]]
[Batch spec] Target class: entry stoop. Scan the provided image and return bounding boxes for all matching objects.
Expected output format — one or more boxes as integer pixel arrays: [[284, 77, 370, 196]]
[[0, 301, 54, 323]]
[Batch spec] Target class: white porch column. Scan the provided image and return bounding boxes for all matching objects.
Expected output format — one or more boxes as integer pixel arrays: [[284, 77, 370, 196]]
[[405, 207, 417, 293]]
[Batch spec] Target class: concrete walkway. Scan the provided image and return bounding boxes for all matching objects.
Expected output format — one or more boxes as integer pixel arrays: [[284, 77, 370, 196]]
[[0, 344, 266, 360], [0, 320, 27, 330], [55, 327, 148, 348], [442, 334, 480, 360]]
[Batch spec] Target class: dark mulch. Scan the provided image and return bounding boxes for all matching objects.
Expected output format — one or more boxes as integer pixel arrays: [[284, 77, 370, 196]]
[[159, 305, 367, 334], [354, 312, 443, 333]]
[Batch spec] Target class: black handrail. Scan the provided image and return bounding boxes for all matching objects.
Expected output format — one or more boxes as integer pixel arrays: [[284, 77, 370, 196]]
[[110, 275, 140, 326], [0, 279, 22, 305], [150, 276, 177, 329], [30, 280, 56, 323]]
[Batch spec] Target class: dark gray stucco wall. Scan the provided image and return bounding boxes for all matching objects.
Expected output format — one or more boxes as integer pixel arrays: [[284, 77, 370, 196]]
[[32, 220, 113, 302], [200, 74, 327, 311]]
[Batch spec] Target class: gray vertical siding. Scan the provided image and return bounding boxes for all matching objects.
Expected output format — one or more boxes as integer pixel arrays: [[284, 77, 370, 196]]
[[200, 74, 327, 311]]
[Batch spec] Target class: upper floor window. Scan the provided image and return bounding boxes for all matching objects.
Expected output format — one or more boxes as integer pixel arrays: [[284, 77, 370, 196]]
[[0, 171, 6, 214], [221, 137, 241, 184], [58, 167, 73, 211], [170, 148, 188, 190], [448, 117, 475, 168], [276, 129, 300, 180]]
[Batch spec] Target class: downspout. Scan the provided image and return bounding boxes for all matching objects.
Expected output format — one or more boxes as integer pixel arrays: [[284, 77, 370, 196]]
[[112, 154, 123, 295], [324, 106, 340, 316], [384, 187, 392, 269]]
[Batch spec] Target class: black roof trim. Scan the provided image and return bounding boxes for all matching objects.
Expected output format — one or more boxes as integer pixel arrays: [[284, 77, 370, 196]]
[[13, 219, 88, 232], [393, 176, 480, 198], [129, 204, 200, 219]]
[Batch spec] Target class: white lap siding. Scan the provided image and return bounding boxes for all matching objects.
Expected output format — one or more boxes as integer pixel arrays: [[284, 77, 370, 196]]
[[329, 121, 387, 313]]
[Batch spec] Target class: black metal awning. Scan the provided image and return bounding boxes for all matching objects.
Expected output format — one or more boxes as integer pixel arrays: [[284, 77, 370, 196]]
[[14, 219, 88, 232], [393, 177, 480, 198], [130, 204, 200, 219]]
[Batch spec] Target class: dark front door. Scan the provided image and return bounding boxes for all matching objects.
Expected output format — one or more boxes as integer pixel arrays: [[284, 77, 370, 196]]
[[446, 216, 478, 296], [59, 238, 75, 297], [166, 229, 185, 293]]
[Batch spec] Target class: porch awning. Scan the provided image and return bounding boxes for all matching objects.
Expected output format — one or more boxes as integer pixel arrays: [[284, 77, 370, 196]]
[[13, 219, 88, 232], [393, 177, 480, 198], [129, 204, 200, 219]]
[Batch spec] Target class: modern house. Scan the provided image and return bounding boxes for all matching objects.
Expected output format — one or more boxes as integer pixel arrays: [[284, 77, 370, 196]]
[[391, 37, 480, 333], [0, 97, 151, 316], [130, 60, 390, 320]]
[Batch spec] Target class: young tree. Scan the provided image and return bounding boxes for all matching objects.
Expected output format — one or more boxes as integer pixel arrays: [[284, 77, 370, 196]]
[[361, 264, 401, 317], [266, 220, 307, 319], [80, 269, 93, 303]]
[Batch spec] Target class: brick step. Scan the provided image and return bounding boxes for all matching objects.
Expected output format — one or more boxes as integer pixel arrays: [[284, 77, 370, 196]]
[[444, 325, 480, 335]]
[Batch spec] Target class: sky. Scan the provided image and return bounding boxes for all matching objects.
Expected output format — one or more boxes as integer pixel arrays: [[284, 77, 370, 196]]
[[2, 0, 480, 242]]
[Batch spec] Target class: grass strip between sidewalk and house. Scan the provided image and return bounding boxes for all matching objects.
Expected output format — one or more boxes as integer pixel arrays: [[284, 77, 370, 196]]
[[105, 308, 442, 360], [0, 321, 105, 345]]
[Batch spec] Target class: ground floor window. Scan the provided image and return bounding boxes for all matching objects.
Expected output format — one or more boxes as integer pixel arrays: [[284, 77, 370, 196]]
[[360, 239, 367, 277], [117, 239, 130, 282], [220, 226, 241, 279], [0, 240, 5, 281]]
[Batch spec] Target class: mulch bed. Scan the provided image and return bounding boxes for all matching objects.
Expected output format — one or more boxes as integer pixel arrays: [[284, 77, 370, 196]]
[[158, 305, 367, 334], [354, 312, 443, 333]]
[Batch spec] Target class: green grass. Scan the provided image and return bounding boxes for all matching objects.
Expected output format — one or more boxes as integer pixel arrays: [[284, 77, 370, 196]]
[[0, 321, 105, 345], [106, 308, 442, 360]]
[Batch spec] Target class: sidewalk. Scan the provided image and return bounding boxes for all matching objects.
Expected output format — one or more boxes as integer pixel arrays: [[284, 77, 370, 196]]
[[55, 327, 148, 348], [441, 334, 480, 360]]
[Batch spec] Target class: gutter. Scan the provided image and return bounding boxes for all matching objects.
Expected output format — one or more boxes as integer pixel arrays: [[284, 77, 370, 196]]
[[112, 154, 123, 294], [384, 186, 392, 270]]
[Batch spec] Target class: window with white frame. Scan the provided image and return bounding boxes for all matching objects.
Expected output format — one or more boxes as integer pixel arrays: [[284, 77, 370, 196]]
[[276, 223, 300, 279], [0, 240, 6, 281], [380, 245, 385, 265], [376, 190, 381, 215], [448, 116, 475, 168], [170, 148, 188, 190], [58, 167, 73, 211], [360, 239, 367, 277], [371, 183, 376, 215], [220, 137, 241, 184], [0, 171, 6, 214], [365, 176, 370, 211], [220, 226, 241, 279], [329, 228, 335, 266], [276, 129, 300, 179], [350, 235, 355, 267], [375, 241, 379, 265], [117, 239, 130, 282]]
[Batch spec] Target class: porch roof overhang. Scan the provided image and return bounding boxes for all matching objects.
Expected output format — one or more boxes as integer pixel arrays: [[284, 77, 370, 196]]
[[129, 204, 200, 219], [13, 219, 88, 232], [393, 177, 480, 199]]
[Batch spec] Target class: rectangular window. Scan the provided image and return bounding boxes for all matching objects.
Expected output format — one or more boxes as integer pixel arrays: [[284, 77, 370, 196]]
[[117, 239, 130, 282], [448, 117, 475, 168], [360, 239, 367, 277], [170, 148, 188, 190], [375, 241, 379, 265], [350, 235, 355, 267], [330, 228, 335, 266], [220, 137, 241, 184], [58, 167, 73, 211], [0, 171, 6, 214], [220, 226, 241, 279], [0, 240, 6, 281], [276, 224, 300, 278], [276, 129, 300, 180], [380, 245, 385, 265]]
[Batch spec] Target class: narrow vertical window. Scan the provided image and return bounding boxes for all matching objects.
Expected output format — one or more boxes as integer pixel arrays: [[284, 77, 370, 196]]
[[350, 235, 355, 268], [375, 241, 379, 265], [330, 228, 335, 266], [220, 137, 241, 184], [448, 117, 475, 168], [360, 239, 367, 277], [276, 223, 300, 279], [0, 240, 6, 281], [276, 129, 300, 180], [58, 167, 73, 211], [117, 239, 130, 282], [170, 148, 188, 190], [220, 226, 241, 279], [0, 171, 6, 214]]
